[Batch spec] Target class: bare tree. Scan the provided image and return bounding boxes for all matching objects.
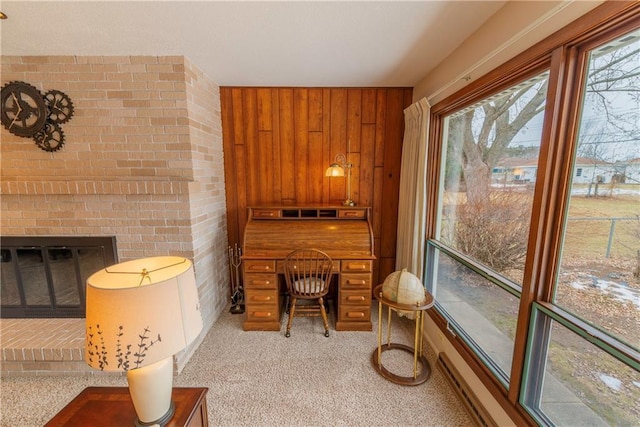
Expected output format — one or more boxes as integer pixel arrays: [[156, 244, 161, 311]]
[[448, 41, 639, 204], [442, 36, 639, 273], [446, 78, 548, 205]]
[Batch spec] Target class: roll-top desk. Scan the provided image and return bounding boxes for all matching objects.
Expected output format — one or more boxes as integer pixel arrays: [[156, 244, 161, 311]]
[[242, 206, 375, 332]]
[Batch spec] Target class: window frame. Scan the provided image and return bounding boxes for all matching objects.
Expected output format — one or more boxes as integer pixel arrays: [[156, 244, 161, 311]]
[[425, 3, 640, 424]]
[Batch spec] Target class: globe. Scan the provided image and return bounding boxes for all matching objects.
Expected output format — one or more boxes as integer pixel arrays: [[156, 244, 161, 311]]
[[381, 269, 426, 318]]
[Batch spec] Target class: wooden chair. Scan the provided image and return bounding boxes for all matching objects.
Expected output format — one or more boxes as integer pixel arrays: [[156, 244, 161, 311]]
[[283, 248, 334, 338]]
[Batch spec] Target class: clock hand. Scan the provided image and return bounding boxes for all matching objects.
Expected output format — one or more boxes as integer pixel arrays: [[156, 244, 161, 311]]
[[8, 92, 23, 129], [12, 92, 23, 113], [9, 114, 20, 129]]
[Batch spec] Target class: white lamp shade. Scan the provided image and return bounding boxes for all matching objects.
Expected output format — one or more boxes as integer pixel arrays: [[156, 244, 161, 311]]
[[85, 256, 203, 372]]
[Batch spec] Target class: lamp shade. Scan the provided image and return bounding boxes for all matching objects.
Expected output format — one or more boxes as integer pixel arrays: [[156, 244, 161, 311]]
[[325, 163, 345, 177], [85, 256, 203, 372]]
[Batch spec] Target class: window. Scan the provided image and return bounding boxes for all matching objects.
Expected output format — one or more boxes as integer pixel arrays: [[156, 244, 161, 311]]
[[522, 28, 640, 424], [430, 71, 549, 386], [522, 305, 640, 426], [426, 5, 639, 425], [555, 29, 640, 351]]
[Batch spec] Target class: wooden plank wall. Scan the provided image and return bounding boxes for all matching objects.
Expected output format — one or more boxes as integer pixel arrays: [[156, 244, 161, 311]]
[[220, 87, 413, 285]]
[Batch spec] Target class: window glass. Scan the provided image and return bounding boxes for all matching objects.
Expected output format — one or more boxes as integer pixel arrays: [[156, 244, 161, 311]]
[[431, 247, 519, 383], [554, 29, 640, 351], [49, 248, 80, 305], [522, 308, 640, 425], [0, 250, 20, 305], [438, 71, 549, 286], [17, 249, 49, 306]]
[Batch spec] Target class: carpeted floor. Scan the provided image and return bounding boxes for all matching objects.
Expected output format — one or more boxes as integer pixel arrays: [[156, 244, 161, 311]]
[[1, 305, 474, 426]]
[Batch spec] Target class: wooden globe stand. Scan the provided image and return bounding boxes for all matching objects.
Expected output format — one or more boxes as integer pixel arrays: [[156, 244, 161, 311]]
[[371, 284, 434, 385]]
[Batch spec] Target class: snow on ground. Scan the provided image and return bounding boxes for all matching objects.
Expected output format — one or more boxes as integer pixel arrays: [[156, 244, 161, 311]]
[[570, 276, 640, 309], [599, 373, 622, 391]]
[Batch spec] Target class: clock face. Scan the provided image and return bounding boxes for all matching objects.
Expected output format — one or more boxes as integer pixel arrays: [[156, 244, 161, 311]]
[[0, 81, 48, 137], [44, 90, 74, 124]]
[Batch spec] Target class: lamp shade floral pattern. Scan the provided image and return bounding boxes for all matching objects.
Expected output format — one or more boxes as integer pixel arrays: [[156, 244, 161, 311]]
[[85, 256, 203, 372]]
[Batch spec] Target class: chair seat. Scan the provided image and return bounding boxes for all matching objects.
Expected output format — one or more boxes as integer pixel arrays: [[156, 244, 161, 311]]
[[292, 278, 325, 294]]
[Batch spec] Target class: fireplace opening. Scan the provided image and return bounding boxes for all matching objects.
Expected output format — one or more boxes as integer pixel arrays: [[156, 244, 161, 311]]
[[1, 236, 117, 318]]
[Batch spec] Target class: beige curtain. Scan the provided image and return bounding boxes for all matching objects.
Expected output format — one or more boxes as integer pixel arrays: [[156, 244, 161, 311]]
[[395, 97, 430, 279]]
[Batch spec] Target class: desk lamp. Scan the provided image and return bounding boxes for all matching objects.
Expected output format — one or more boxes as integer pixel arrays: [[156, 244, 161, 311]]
[[325, 139, 355, 206], [85, 256, 203, 426]]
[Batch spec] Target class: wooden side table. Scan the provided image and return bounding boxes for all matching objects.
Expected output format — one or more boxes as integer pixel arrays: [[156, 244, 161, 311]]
[[45, 387, 208, 427], [371, 284, 434, 386]]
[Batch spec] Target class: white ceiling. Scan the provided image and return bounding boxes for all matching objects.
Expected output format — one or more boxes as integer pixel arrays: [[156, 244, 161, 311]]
[[0, 1, 506, 87]]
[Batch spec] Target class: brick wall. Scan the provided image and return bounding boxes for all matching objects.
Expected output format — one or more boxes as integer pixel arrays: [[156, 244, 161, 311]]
[[0, 55, 229, 371]]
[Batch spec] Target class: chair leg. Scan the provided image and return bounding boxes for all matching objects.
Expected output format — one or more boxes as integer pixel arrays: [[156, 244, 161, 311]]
[[285, 297, 296, 338], [318, 297, 330, 337]]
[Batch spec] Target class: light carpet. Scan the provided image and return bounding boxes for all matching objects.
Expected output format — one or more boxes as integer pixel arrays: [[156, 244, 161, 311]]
[[1, 305, 474, 426]]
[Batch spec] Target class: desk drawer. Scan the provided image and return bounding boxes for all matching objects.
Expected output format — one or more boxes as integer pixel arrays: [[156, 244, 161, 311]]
[[244, 260, 276, 273], [338, 305, 371, 322], [341, 260, 372, 273], [276, 260, 339, 274], [245, 304, 280, 322], [244, 273, 278, 289], [337, 209, 366, 219], [245, 289, 279, 304], [340, 289, 370, 306], [340, 273, 371, 289], [252, 209, 281, 219]]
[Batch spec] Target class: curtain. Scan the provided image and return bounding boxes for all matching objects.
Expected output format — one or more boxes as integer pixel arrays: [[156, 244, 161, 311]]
[[395, 97, 430, 279]]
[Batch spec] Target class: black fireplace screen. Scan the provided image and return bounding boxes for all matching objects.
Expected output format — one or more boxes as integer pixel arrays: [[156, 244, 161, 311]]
[[1, 236, 117, 318]]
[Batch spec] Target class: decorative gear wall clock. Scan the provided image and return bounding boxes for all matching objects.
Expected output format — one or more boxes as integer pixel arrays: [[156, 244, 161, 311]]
[[1, 81, 74, 152], [0, 81, 47, 137]]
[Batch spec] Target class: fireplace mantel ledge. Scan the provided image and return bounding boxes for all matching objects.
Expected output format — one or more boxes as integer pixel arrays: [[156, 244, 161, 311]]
[[0, 179, 193, 196]]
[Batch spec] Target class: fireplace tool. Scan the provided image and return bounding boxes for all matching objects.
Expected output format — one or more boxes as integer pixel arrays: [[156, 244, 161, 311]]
[[228, 244, 244, 314]]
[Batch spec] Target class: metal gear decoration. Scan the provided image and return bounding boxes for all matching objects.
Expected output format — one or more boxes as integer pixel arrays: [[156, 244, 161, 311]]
[[33, 122, 65, 152], [0, 81, 48, 137], [1, 81, 75, 152], [43, 90, 74, 124]]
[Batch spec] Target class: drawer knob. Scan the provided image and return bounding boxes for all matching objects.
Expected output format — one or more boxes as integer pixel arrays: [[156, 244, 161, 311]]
[[251, 280, 271, 286], [252, 296, 272, 302], [346, 295, 365, 302], [347, 279, 366, 285], [345, 263, 367, 271]]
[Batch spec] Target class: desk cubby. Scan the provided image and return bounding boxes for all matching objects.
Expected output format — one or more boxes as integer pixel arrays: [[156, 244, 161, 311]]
[[251, 206, 367, 220]]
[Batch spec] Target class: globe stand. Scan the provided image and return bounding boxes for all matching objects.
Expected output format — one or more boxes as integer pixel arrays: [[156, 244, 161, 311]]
[[371, 284, 434, 386]]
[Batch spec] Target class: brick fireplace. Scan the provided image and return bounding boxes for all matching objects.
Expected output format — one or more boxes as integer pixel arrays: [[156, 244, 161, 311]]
[[1, 55, 230, 372]]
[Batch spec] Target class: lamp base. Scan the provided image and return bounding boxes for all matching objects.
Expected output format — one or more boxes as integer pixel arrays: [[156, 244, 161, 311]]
[[342, 199, 355, 206], [127, 357, 175, 426], [134, 402, 175, 427]]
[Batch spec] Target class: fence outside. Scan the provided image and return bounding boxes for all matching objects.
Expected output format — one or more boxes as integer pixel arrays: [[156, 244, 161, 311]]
[[566, 216, 639, 259]]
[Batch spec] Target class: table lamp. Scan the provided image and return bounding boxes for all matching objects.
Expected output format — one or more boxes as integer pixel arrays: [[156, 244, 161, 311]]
[[325, 139, 356, 206], [85, 256, 203, 426]]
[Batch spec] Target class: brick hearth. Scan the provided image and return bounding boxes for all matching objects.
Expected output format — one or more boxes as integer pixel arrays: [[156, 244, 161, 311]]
[[1, 318, 96, 376]]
